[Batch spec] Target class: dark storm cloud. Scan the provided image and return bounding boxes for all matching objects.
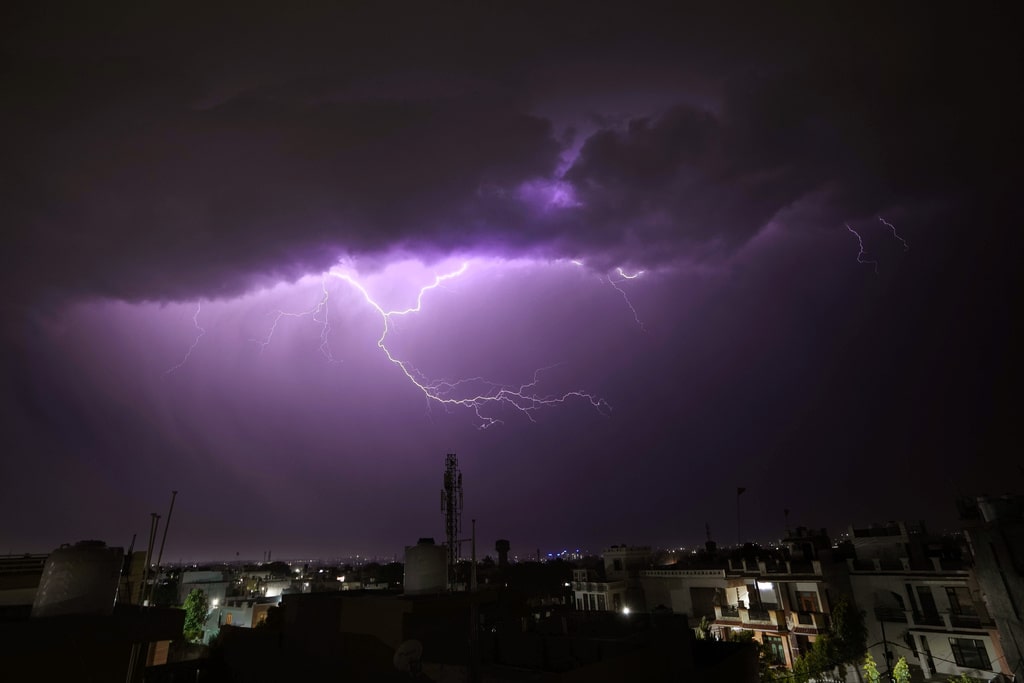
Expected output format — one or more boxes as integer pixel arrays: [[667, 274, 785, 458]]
[[2, 2, 1017, 305]]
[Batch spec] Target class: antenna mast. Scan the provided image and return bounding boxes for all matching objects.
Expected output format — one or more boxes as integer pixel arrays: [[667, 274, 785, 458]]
[[441, 453, 463, 592]]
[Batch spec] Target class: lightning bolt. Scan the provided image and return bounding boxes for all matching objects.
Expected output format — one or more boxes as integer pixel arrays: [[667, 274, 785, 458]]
[[324, 262, 610, 429], [606, 267, 647, 332], [165, 301, 205, 375], [845, 224, 879, 274], [253, 275, 338, 363], [878, 216, 910, 251]]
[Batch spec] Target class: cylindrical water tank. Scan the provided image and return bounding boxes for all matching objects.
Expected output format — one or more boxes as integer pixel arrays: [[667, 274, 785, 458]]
[[32, 540, 124, 618], [403, 538, 447, 595]]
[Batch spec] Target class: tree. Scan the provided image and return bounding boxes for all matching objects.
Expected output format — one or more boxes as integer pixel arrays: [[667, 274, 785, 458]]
[[893, 656, 911, 683], [757, 642, 783, 683], [831, 597, 868, 678], [182, 588, 209, 643], [862, 653, 881, 683], [792, 635, 842, 683], [947, 676, 973, 683], [695, 615, 713, 640]]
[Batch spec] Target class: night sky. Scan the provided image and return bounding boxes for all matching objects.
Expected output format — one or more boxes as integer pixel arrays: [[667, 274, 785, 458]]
[[2, 3, 1020, 561]]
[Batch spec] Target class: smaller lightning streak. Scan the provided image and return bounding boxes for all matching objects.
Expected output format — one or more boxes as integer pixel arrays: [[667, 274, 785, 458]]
[[607, 268, 648, 333], [253, 276, 338, 363], [165, 301, 205, 375], [878, 216, 910, 251], [845, 224, 879, 274]]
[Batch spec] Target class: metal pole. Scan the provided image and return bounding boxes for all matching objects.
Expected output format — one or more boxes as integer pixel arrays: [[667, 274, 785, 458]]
[[150, 490, 178, 605], [141, 513, 160, 606], [471, 519, 477, 593]]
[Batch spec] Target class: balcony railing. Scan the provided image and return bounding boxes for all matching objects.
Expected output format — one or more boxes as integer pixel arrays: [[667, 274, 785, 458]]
[[791, 611, 830, 631], [912, 612, 943, 627], [950, 614, 985, 629], [719, 605, 739, 618], [874, 607, 908, 623], [747, 609, 771, 622]]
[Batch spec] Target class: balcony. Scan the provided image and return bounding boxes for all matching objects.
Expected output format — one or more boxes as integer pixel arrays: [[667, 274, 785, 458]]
[[747, 609, 770, 622], [911, 612, 943, 627], [950, 613, 986, 629], [792, 611, 830, 631], [874, 607, 909, 623], [717, 605, 740, 619], [715, 605, 788, 630]]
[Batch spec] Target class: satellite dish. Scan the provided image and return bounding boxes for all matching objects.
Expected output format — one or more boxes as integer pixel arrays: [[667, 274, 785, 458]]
[[393, 639, 423, 672]]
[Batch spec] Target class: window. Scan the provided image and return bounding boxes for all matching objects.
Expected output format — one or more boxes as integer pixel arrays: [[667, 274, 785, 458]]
[[950, 638, 991, 670], [796, 590, 820, 612], [763, 636, 786, 666], [945, 586, 977, 616], [576, 598, 583, 610], [224, 612, 233, 625], [597, 594, 606, 611], [613, 559, 623, 571]]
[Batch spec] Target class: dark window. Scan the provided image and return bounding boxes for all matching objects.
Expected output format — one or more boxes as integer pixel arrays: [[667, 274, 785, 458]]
[[613, 559, 623, 571], [950, 638, 991, 670], [945, 586, 977, 616], [916, 585, 940, 623], [764, 635, 786, 666], [796, 590, 819, 612], [946, 586, 962, 613], [612, 593, 622, 611], [597, 594, 606, 611]]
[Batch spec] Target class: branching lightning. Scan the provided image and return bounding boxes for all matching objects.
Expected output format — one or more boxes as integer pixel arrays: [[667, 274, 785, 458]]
[[253, 276, 338, 363], [165, 302, 206, 375], [606, 267, 648, 333], [845, 224, 879, 274], [256, 262, 611, 428], [878, 216, 910, 251]]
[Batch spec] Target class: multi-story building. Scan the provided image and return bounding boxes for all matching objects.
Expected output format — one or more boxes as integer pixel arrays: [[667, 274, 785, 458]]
[[960, 495, 1024, 680], [641, 553, 835, 669], [849, 521, 1009, 680], [571, 567, 628, 612], [571, 545, 651, 613]]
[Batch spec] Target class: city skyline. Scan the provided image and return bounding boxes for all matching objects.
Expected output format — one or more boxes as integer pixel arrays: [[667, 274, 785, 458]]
[[2, 3, 1019, 560]]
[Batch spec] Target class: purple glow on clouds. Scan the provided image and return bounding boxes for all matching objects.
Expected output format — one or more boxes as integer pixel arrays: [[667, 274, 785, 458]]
[[154, 256, 644, 429], [3, 3, 1015, 559]]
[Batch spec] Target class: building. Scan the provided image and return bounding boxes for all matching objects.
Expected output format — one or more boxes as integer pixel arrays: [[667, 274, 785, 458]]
[[571, 546, 650, 613], [960, 496, 1024, 680], [178, 569, 232, 606], [849, 521, 1009, 680], [572, 567, 628, 612], [0, 541, 184, 682], [0, 553, 47, 609], [642, 553, 836, 670]]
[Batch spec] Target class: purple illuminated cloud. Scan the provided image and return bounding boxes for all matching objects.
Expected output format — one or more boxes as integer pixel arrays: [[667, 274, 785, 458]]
[[1, 3, 1018, 558]]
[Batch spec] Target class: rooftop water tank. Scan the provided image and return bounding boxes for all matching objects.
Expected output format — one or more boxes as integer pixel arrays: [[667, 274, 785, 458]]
[[404, 538, 447, 595], [32, 540, 124, 618]]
